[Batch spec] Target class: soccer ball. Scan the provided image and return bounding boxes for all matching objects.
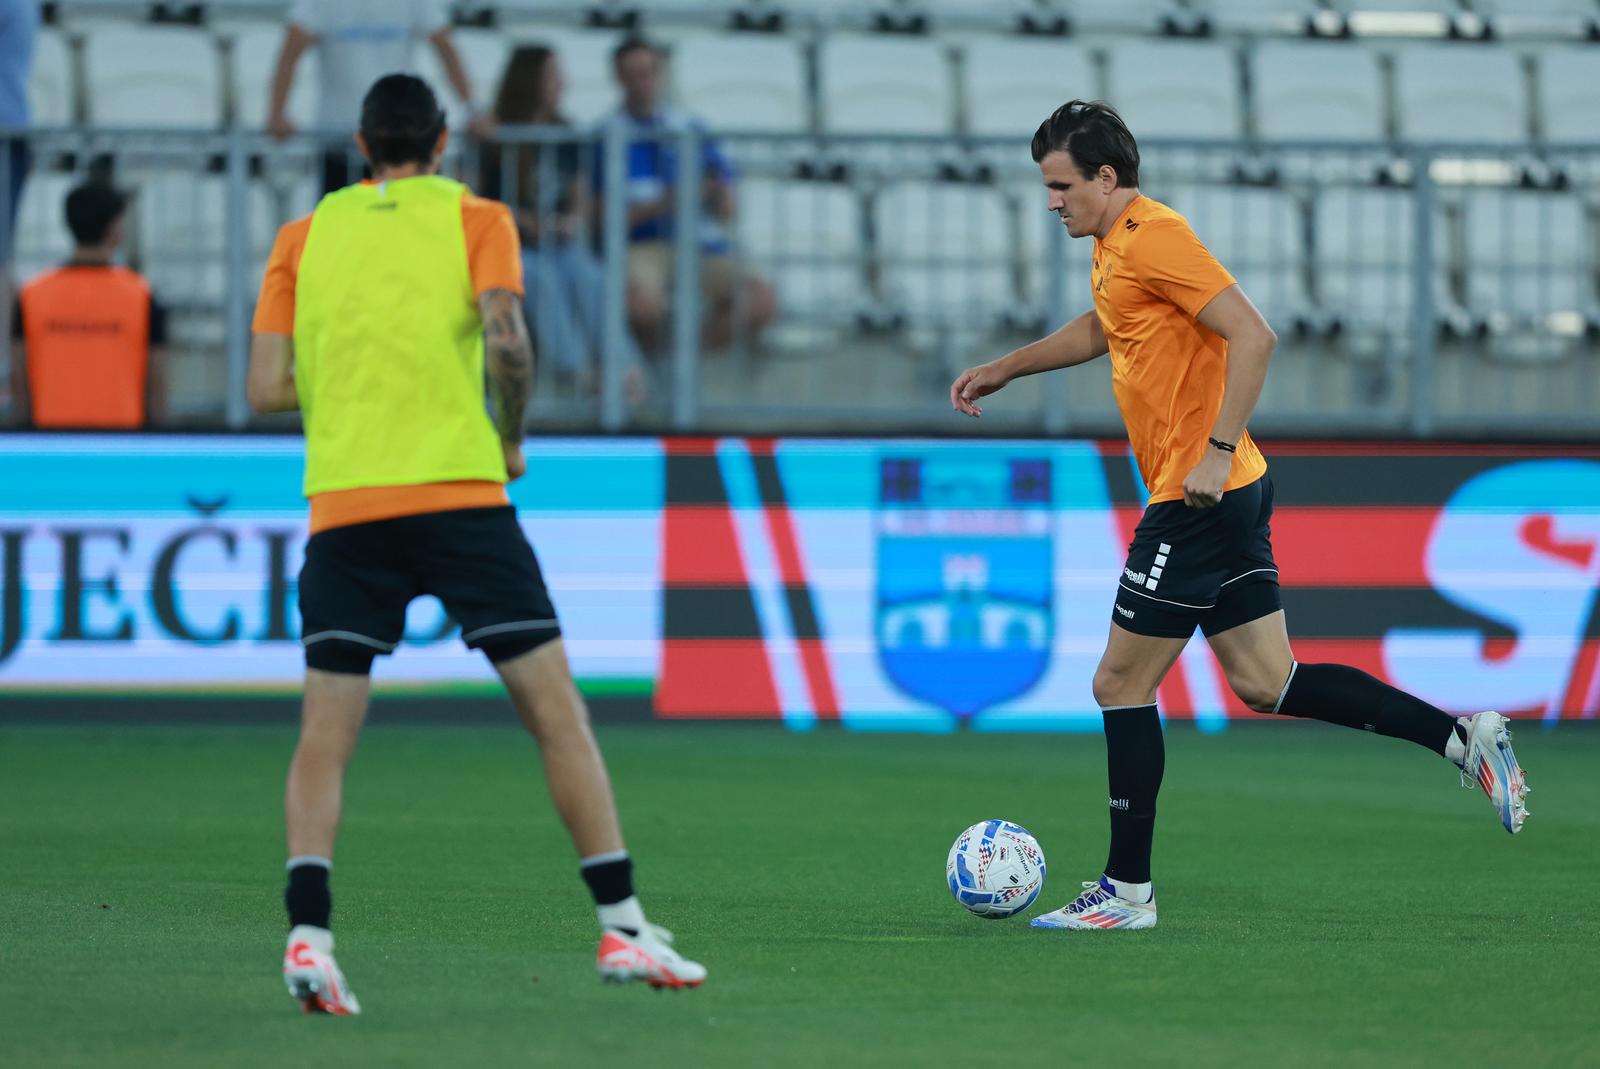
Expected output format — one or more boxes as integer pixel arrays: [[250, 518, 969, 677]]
[[946, 819, 1047, 919]]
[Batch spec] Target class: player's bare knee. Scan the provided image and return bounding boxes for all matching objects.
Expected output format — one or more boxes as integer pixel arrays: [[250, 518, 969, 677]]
[[1229, 673, 1285, 714], [1092, 663, 1150, 709]]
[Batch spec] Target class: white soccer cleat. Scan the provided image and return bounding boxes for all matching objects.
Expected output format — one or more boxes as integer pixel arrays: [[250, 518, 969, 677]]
[[1458, 711, 1530, 835], [596, 923, 706, 989], [283, 925, 362, 1016], [1030, 876, 1158, 931]]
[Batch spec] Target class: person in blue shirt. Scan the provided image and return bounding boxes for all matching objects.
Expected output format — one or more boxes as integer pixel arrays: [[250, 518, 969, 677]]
[[593, 36, 775, 355]]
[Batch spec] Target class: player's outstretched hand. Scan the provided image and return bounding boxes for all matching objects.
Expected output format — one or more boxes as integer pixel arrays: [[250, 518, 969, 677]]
[[950, 361, 1010, 418], [503, 441, 527, 483]]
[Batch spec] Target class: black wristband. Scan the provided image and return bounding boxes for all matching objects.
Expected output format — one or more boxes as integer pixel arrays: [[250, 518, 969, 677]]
[[1208, 437, 1237, 454]]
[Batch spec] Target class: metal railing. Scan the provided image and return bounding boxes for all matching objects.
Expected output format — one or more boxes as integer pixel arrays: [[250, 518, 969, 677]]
[[3, 126, 1597, 438]]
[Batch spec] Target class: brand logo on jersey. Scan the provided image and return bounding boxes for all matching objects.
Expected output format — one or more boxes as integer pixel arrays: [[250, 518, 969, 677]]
[[1124, 219, 1140, 232], [1109, 797, 1130, 810], [876, 454, 1054, 720], [1124, 568, 1146, 585], [1115, 604, 1135, 619]]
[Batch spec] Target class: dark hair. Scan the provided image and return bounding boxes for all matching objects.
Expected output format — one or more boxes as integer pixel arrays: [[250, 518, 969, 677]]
[[494, 45, 560, 125], [1031, 100, 1140, 189], [359, 74, 446, 168], [64, 181, 129, 246], [612, 35, 663, 68]]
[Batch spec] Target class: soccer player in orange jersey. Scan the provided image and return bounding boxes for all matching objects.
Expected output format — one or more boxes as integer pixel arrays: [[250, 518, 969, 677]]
[[950, 101, 1528, 931], [249, 75, 703, 1011]]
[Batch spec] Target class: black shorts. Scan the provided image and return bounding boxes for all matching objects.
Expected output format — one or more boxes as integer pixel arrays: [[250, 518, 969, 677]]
[[299, 505, 561, 674], [1112, 474, 1281, 639]]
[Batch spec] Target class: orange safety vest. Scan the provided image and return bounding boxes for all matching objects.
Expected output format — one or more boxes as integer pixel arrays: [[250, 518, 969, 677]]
[[20, 265, 152, 429]]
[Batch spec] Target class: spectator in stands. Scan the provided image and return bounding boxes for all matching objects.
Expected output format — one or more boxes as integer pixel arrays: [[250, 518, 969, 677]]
[[480, 45, 643, 392], [0, 0, 34, 260], [594, 36, 776, 354], [11, 182, 168, 428], [267, 1, 494, 194]]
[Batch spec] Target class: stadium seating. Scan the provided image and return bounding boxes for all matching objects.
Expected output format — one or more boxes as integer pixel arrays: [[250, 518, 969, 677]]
[[1537, 47, 1600, 143], [1311, 186, 1451, 339], [818, 36, 954, 136], [135, 174, 228, 303], [1103, 41, 1243, 141], [1251, 42, 1386, 143], [11, 171, 76, 279], [29, 29, 74, 127], [1391, 43, 1528, 144], [1461, 190, 1596, 338], [874, 181, 1018, 324], [1156, 183, 1312, 329], [736, 177, 867, 320], [961, 37, 1095, 140], [83, 25, 224, 129], [228, 24, 317, 130], [672, 35, 809, 134]]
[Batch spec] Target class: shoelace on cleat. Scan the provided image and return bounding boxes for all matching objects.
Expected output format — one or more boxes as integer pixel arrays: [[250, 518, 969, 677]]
[[1067, 881, 1113, 914]]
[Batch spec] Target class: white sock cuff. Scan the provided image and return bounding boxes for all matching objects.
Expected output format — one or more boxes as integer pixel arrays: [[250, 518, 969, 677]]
[[286, 855, 332, 871], [1098, 702, 1158, 712], [1270, 661, 1300, 717], [580, 849, 630, 869]]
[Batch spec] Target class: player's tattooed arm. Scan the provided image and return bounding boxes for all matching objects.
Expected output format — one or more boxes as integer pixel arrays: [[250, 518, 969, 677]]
[[479, 288, 534, 444]]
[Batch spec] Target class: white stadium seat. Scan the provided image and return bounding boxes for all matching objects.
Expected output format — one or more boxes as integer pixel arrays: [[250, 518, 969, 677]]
[[1251, 42, 1386, 143], [29, 29, 73, 126], [1537, 48, 1600, 143], [84, 26, 224, 129], [737, 178, 866, 318], [1391, 43, 1528, 144], [673, 34, 808, 134], [1154, 184, 1311, 326], [1462, 190, 1595, 323], [1311, 186, 1450, 334], [136, 174, 227, 303], [1328, 0, 1462, 11], [819, 36, 954, 135], [229, 24, 318, 130], [1063, 0, 1176, 31], [418, 29, 509, 130], [875, 181, 1017, 320], [962, 37, 1095, 140], [12, 171, 76, 280], [1103, 41, 1242, 140]]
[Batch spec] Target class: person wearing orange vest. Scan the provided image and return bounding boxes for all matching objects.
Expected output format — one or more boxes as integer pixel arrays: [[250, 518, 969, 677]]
[[248, 74, 704, 1016], [11, 181, 167, 428]]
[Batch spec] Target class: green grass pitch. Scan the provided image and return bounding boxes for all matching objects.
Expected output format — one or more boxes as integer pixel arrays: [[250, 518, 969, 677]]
[[2, 720, 1596, 1068]]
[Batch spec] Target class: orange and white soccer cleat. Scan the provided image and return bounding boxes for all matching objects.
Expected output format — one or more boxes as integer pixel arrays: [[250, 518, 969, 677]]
[[597, 924, 707, 989], [1458, 710, 1530, 835], [283, 925, 362, 1015], [1030, 876, 1158, 930]]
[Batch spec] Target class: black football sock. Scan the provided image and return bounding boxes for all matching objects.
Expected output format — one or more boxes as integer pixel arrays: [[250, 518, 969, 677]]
[[579, 851, 635, 907], [1273, 662, 1458, 757], [1101, 704, 1165, 885], [285, 857, 332, 930]]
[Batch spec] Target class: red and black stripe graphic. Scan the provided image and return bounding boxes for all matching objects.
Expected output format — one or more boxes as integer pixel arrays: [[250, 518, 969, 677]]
[[748, 438, 840, 719], [656, 438, 780, 718]]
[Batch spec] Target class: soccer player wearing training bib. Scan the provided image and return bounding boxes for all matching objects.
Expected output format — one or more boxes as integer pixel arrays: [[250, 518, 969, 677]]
[[249, 75, 704, 1013], [950, 101, 1529, 932]]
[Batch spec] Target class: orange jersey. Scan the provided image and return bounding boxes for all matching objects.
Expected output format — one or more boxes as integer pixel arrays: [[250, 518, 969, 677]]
[[1090, 195, 1268, 504], [21, 265, 152, 428], [253, 186, 524, 533]]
